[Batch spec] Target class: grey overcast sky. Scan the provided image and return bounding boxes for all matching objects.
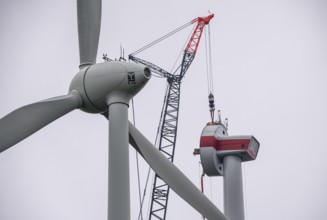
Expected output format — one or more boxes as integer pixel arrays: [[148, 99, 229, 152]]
[[1, 0, 327, 220]]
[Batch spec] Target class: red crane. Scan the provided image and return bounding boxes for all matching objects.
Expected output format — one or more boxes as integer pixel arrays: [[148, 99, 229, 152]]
[[129, 14, 214, 220]]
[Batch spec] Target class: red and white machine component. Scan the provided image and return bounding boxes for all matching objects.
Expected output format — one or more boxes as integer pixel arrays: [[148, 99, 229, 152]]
[[195, 122, 260, 176]]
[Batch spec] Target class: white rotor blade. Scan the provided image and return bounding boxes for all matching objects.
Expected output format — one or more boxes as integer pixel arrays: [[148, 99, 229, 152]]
[[0, 92, 82, 152], [128, 122, 227, 220], [77, 0, 102, 68]]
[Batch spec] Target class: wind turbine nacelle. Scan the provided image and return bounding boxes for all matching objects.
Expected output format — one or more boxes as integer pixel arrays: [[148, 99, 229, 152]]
[[198, 123, 260, 176], [69, 61, 151, 113], [200, 123, 260, 161]]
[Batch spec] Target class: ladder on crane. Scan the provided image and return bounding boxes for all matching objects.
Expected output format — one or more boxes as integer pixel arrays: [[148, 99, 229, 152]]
[[129, 14, 214, 220]]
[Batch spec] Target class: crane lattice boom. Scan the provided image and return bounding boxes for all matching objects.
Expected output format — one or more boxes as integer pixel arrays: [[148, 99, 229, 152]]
[[129, 14, 214, 220]]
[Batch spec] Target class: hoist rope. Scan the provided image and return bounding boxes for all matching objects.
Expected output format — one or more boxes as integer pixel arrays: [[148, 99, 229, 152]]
[[136, 83, 170, 220], [131, 99, 154, 220], [151, 74, 166, 79], [204, 27, 210, 95], [138, 167, 152, 220], [170, 23, 197, 74], [198, 162, 206, 220], [208, 23, 214, 95], [205, 24, 214, 95], [170, 41, 186, 74], [155, 83, 170, 142], [130, 20, 193, 56], [131, 99, 144, 220], [210, 176, 213, 200]]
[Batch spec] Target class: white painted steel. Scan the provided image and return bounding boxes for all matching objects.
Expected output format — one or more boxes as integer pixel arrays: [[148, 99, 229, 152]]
[[108, 103, 130, 220], [223, 155, 245, 220]]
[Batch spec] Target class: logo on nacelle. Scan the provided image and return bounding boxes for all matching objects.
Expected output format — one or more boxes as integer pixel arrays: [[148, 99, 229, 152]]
[[128, 72, 136, 84]]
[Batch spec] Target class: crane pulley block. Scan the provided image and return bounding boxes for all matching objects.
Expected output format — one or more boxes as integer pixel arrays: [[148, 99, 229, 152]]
[[208, 93, 215, 123], [208, 93, 215, 110]]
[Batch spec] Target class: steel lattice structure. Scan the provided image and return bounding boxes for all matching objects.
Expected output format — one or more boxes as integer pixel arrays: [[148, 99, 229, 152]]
[[129, 14, 214, 220], [149, 76, 181, 219]]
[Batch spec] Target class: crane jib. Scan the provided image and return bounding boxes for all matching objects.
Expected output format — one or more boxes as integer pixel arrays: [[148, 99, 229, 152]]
[[128, 14, 214, 220]]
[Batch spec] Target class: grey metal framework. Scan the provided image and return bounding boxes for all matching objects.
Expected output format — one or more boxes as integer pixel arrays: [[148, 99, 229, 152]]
[[148, 52, 195, 220], [129, 56, 193, 220], [150, 75, 181, 219]]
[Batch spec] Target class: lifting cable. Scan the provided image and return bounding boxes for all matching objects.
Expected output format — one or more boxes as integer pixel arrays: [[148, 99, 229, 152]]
[[170, 23, 197, 74], [141, 83, 170, 220], [131, 99, 154, 220], [130, 20, 194, 57], [208, 23, 214, 95], [198, 23, 221, 210], [135, 84, 170, 220], [137, 83, 170, 220], [131, 99, 144, 220], [198, 162, 206, 220], [204, 23, 216, 122]]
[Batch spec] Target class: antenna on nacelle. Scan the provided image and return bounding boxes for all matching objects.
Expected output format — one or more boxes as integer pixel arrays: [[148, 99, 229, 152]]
[[224, 118, 228, 130], [120, 43, 126, 61], [217, 109, 222, 123]]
